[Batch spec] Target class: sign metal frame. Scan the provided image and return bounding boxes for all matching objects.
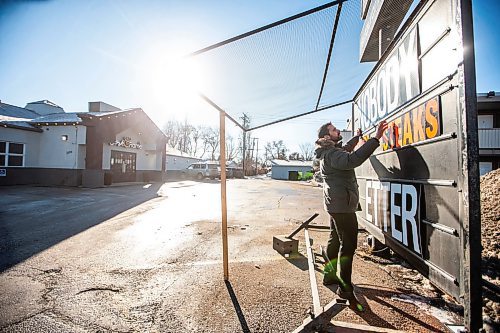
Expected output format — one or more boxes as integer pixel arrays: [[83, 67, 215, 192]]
[[353, 0, 481, 330]]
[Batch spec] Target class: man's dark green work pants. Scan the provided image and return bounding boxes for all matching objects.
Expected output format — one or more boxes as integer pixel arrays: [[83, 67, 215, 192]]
[[326, 213, 358, 292]]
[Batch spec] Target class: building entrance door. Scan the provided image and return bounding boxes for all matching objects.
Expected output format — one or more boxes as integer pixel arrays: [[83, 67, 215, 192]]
[[111, 150, 136, 182]]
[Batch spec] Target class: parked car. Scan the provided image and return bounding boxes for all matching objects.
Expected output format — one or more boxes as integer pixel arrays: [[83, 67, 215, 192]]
[[182, 162, 220, 180], [226, 167, 244, 179]]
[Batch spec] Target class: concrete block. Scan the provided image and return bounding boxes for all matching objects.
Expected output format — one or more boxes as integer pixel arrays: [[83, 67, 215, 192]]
[[273, 235, 298, 255]]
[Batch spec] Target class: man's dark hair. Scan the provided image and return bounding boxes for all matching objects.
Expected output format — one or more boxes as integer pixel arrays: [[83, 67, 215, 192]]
[[318, 122, 332, 139]]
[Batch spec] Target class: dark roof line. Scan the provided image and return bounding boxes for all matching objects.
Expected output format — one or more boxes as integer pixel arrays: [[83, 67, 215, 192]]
[[78, 108, 142, 117], [1, 122, 43, 132]]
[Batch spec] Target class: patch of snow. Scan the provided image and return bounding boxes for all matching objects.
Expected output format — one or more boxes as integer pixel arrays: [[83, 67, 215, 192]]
[[391, 293, 458, 325]]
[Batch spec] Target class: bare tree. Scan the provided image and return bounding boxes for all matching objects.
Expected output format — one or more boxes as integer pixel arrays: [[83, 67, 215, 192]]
[[163, 120, 181, 149], [190, 126, 201, 156], [199, 140, 209, 159], [162, 118, 255, 164], [201, 126, 220, 161], [289, 152, 304, 161], [264, 140, 288, 161], [178, 120, 193, 154], [163, 119, 207, 157], [226, 135, 238, 161], [299, 142, 315, 161]]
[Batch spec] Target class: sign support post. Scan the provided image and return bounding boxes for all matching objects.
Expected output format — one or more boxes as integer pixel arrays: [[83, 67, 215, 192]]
[[456, 0, 482, 330]]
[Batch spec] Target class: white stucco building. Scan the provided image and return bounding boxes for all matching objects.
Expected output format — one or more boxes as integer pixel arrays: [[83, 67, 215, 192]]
[[0, 100, 166, 187], [165, 146, 202, 172]]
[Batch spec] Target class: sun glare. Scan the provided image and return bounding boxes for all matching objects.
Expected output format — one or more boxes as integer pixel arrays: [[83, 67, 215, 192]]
[[138, 45, 207, 124]]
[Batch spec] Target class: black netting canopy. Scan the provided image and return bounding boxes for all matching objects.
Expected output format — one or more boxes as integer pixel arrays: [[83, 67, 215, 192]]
[[188, 0, 374, 131]]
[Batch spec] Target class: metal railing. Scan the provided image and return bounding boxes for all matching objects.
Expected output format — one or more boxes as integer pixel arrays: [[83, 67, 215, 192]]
[[478, 128, 500, 149]]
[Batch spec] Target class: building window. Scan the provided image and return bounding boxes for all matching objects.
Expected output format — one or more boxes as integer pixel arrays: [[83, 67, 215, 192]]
[[0, 141, 25, 167]]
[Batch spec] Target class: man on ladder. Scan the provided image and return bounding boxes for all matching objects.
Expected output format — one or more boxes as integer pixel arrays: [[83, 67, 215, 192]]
[[314, 120, 388, 311]]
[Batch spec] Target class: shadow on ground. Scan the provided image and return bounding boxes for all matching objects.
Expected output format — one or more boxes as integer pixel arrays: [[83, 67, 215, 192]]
[[0, 183, 164, 272], [225, 280, 251, 333]]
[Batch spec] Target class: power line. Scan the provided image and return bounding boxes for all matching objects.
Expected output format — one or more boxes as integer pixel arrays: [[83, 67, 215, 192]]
[[315, 1, 343, 111]]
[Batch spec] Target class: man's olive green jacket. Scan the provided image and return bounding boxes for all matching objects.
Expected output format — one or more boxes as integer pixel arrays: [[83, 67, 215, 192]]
[[314, 136, 380, 213]]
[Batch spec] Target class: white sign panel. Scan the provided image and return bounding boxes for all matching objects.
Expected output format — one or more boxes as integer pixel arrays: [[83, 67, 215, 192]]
[[355, 28, 420, 131], [365, 180, 422, 255]]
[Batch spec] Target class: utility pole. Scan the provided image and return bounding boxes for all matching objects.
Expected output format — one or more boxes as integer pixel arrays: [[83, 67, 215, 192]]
[[240, 113, 249, 176], [249, 138, 255, 173], [255, 138, 259, 175]]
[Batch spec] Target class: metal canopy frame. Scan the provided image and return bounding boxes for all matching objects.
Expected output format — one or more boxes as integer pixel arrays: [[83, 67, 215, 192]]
[[193, 1, 348, 283], [195, 1, 350, 283], [195, 3, 390, 331], [187, 0, 346, 58], [191, 0, 348, 133], [200, 92, 353, 133]]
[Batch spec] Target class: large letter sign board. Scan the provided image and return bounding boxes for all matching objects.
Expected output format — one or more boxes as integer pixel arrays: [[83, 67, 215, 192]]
[[356, 28, 420, 132], [353, 0, 481, 330], [365, 181, 423, 255]]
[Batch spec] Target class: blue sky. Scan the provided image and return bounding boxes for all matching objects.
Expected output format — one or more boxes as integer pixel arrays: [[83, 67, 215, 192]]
[[0, 0, 333, 115], [0, 0, 498, 153], [471, 0, 500, 93]]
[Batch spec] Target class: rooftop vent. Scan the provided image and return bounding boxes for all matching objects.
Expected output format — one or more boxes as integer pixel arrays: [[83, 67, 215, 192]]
[[487, 91, 496, 98], [88, 101, 121, 112]]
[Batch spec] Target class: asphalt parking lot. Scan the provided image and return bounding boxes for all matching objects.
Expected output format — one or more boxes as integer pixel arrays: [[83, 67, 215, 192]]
[[0, 179, 461, 332]]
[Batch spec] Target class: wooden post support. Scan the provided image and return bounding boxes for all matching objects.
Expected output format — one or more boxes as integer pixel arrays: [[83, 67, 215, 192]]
[[220, 111, 229, 281], [198, 92, 231, 281]]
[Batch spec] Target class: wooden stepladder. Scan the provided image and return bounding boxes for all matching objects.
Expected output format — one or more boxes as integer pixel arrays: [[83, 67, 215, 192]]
[[277, 214, 403, 333], [292, 222, 348, 333]]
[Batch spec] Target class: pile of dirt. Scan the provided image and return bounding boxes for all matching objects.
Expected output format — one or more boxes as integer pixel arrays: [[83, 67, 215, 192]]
[[481, 168, 500, 279], [480, 168, 500, 331]]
